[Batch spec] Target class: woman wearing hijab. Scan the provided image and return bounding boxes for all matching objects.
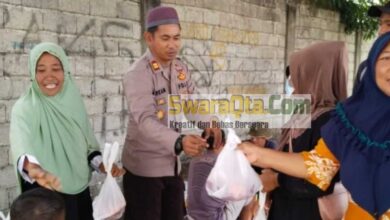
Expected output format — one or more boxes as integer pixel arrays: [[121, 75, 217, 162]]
[[250, 41, 349, 220], [10, 42, 124, 220], [239, 32, 390, 219]]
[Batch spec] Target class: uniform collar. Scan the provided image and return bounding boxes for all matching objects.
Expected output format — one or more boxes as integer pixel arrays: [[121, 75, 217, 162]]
[[146, 50, 179, 81], [145, 50, 161, 74]]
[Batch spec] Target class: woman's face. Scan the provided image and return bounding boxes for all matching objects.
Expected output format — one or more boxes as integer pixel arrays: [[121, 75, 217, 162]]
[[35, 53, 64, 96], [376, 43, 390, 97]]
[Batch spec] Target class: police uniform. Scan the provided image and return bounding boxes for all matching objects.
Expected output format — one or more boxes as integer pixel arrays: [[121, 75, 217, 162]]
[[122, 50, 195, 177], [122, 7, 195, 219]]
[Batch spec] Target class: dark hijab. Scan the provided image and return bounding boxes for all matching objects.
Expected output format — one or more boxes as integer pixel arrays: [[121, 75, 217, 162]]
[[321, 32, 390, 217]]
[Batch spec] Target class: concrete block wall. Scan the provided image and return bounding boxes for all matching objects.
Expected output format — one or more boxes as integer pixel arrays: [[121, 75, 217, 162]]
[[293, 3, 374, 94], [162, 0, 287, 95], [0, 0, 141, 213], [294, 4, 353, 93]]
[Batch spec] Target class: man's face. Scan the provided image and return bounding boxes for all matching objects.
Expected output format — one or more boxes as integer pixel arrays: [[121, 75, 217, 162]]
[[145, 24, 181, 64], [378, 13, 390, 36], [250, 136, 267, 148]]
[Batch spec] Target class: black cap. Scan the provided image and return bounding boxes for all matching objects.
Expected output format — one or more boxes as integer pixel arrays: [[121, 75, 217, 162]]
[[368, 1, 390, 18]]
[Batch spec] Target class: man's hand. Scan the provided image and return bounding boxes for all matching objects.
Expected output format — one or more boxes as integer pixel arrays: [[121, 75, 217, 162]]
[[182, 135, 207, 156], [27, 163, 61, 191], [203, 128, 223, 148]]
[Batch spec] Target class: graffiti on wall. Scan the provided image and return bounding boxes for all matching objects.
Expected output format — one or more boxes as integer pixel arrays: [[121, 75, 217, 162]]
[[0, 4, 138, 138]]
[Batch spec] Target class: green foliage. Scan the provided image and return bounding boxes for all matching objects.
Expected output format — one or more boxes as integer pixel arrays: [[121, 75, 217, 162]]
[[311, 0, 388, 39]]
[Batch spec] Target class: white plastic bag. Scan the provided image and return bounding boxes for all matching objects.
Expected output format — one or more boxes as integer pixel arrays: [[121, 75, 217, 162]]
[[253, 192, 267, 220], [93, 142, 126, 220], [0, 211, 10, 220], [206, 129, 262, 201]]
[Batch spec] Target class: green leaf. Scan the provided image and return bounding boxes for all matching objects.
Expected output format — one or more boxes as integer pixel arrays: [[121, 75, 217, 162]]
[[310, 0, 378, 39]]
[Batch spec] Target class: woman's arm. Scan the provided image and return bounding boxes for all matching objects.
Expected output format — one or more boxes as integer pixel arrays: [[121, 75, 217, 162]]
[[238, 138, 340, 191], [238, 143, 308, 179], [22, 157, 62, 191]]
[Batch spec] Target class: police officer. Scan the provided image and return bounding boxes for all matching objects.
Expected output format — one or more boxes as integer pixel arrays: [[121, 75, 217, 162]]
[[122, 6, 210, 220]]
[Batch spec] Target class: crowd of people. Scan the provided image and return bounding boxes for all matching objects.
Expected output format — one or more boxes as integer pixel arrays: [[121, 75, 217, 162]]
[[7, 2, 390, 220]]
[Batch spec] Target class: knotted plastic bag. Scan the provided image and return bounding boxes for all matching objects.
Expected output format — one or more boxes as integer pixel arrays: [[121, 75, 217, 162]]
[[206, 129, 261, 201], [93, 142, 126, 220]]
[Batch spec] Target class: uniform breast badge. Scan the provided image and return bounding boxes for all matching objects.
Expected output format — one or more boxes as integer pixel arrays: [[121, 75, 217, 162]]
[[178, 71, 186, 80], [156, 110, 165, 120], [157, 98, 165, 105]]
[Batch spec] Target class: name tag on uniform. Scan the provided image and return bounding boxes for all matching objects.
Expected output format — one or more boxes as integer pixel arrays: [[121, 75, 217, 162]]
[[153, 88, 166, 96], [177, 82, 188, 89]]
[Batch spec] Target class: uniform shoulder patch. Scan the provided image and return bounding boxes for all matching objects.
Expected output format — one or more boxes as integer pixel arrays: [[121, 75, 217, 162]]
[[150, 60, 160, 72]]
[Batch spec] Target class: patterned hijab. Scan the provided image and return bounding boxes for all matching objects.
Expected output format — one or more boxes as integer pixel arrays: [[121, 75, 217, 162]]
[[10, 42, 99, 194], [278, 41, 348, 150], [321, 33, 390, 216]]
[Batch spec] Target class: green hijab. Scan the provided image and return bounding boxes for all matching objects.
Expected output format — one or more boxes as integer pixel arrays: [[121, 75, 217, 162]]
[[10, 42, 100, 194]]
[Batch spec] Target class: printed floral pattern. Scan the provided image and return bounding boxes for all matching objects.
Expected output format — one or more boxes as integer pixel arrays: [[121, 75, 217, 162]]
[[382, 211, 390, 220], [303, 150, 340, 190], [302, 140, 390, 219]]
